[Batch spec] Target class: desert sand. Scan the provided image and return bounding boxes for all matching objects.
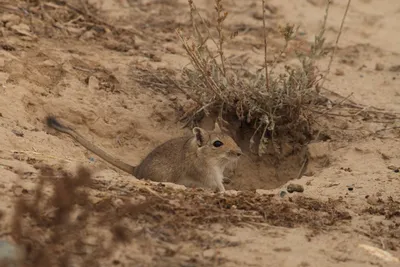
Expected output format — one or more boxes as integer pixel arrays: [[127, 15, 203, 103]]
[[0, 0, 399, 266]]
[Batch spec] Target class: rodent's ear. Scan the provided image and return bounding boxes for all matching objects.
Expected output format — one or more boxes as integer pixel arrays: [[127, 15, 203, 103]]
[[192, 127, 208, 147], [213, 122, 222, 133]]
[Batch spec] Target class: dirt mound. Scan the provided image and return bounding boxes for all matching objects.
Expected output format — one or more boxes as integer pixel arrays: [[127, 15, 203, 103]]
[[9, 165, 352, 266]]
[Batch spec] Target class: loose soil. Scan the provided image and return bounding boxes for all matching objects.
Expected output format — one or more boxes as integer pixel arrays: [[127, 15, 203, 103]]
[[0, 0, 399, 266]]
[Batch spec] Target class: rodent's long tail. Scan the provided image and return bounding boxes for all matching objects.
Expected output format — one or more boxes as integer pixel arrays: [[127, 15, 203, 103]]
[[46, 116, 135, 175]]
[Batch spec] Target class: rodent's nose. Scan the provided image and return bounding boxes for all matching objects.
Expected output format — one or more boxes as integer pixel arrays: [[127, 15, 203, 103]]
[[235, 150, 243, 157]]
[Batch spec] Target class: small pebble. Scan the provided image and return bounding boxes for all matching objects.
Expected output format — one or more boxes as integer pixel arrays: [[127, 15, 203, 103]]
[[87, 76, 100, 91], [388, 65, 400, 72], [11, 130, 23, 137], [375, 63, 384, 71], [279, 190, 287, 198], [0, 240, 24, 267], [366, 195, 380, 206], [335, 69, 344, 76], [286, 184, 304, 193], [346, 184, 354, 191], [388, 165, 399, 171]]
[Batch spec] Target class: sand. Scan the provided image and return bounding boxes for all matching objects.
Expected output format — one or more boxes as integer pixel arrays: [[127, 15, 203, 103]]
[[0, 0, 399, 266]]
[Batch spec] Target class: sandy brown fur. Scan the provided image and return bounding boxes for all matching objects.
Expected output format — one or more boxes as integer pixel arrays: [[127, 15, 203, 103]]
[[46, 116, 242, 192]]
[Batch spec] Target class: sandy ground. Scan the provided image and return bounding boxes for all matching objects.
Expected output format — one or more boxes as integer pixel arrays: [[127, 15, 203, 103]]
[[0, 0, 399, 266]]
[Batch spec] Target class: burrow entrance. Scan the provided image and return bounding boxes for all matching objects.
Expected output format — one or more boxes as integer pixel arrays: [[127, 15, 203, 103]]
[[194, 115, 325, 192]]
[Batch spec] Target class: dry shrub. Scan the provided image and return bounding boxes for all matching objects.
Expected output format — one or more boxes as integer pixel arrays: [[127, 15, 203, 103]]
[[10, 165, 151, 267], [175, 0, 350, 156]]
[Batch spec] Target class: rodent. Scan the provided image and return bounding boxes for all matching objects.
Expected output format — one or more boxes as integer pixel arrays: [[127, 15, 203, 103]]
[[45, 116, 242, 192]]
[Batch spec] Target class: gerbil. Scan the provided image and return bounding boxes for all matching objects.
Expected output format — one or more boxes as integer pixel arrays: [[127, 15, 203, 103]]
[[46, 116, 242, 192]]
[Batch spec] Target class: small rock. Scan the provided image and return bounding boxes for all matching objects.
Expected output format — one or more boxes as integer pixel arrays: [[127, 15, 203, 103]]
[[10, 23, 32, 36], [160, 182, 186, 190], [388, 165, 399, 171], [389, 65, 400, 72], [80, 30, 96, 40], [103, 40, 130, 52], [112, 198, 125, 207], [346, 184, 354, 191], [168, 95, 177, 101], [11, 129, 23, 137], [339, 121, 349, 129], [41, 59, 58, 67], [366, 195, 380, 206], [307, 142, 331, 159], [223, 190, 238, 196], [165, 46, 176, 54], [0, 14, 21, 26], [87, 76, 99, 91], [287, 183, 304, 193], [203, 249, 216, 258], [280, 142, 293, 157], [0, 58, 5, 69], [279, 190, 287, 198], [0, 240, 24, 267], [256, 189, 273, 195], [375, 63, 384, 71], [273, 247, 292, 252], [335, 69, 344, 76], [303, 171, 315, 177], [380, 152, 390, 160]]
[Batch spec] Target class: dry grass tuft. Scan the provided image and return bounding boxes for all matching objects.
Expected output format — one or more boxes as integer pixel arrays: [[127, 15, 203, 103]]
[[10, 165, 151, 267], [175, 0, 351, 156]]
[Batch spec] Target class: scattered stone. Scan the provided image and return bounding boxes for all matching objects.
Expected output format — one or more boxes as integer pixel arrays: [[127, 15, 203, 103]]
[[380, 152, 390, 160], [10, 24, 33, 37], [286, 183, 304, 193], [165, 46, 176, 54], [279, 190, 287, 198], [307, 142, 331, 159], [346, 184, 354, 191], [366, 195, 381, 206], [87, 76, 100, 91], [256, 189, 273, 196], [112, 198, 125, 207], [273, 247, 292, 252], [251, 10, 273, 20], [80, 30, 96, 40], [388, 65, 400, 72], [340, 167, 352, 172], [359, 244, 400, 263], [103, 40, 130, 52], [326, 182, 340, 188], [375, 63, 384, 71], [0, 14, 21, 27], [168, 95, 177, 101], [11, 129, 23, 137], [0, 58, 5, 69], [280, 142, 293, 157], [303, 170, 315, 177], [223, 190, 238, 196], [203, 249, 216, 258], [335, 69, 344, 76], [387, 165, 399, 171], [0, 240, 24, 267]]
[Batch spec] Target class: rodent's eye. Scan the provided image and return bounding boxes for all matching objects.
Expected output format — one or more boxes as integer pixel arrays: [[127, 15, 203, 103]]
[[213, 140, 224, 147]]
